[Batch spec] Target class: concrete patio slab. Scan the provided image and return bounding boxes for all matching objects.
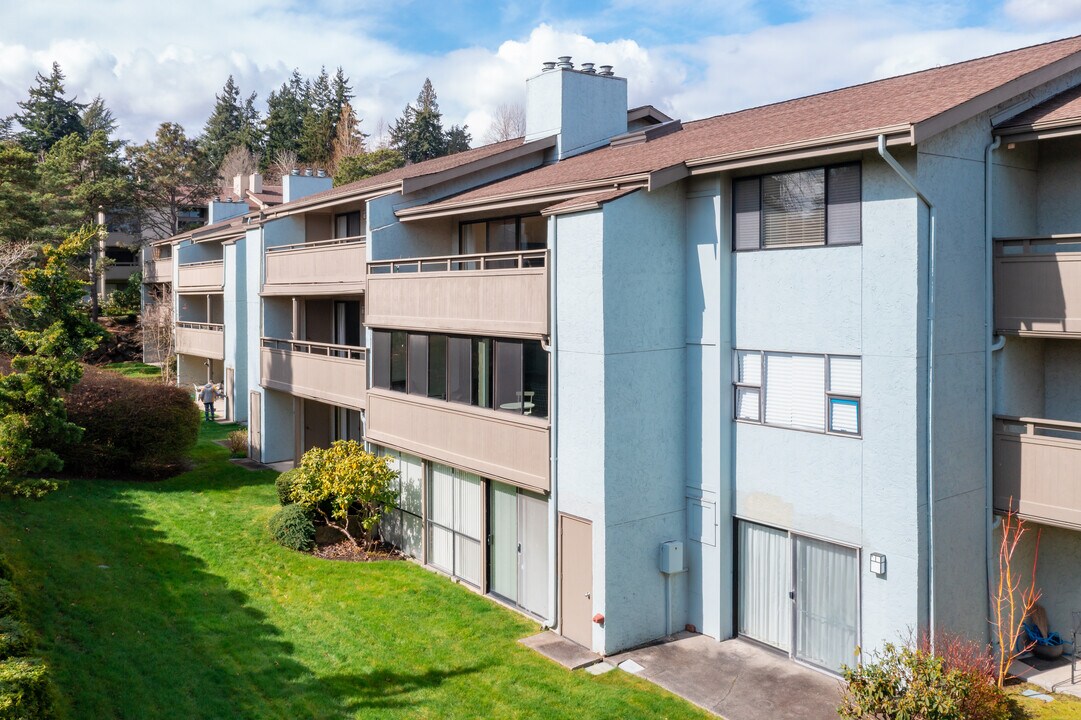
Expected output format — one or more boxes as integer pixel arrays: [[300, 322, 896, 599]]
[[586, 661, 616, 675], [607, 634, 842, 720], [520, 631, 600, 670], [1012, 654, 1081, 699]]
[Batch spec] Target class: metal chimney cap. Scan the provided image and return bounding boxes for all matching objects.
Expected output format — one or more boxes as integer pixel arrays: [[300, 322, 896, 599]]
[[557, 56, 573, 69], [598, 65, 614, 76], [304, 168, 313, 177], [316, 169, 327, 178], [542, 61, 557, 71], [581, 62, 596, 74], [290, 168, 300, 176]]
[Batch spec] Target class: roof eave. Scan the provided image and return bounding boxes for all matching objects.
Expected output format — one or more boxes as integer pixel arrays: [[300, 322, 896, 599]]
[[400, 135, 556, 195]]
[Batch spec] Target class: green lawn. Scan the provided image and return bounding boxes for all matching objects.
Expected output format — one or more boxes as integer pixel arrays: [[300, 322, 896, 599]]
[[0, 423, 710, 720], [102, 360, 162, 379], [1010, 684, 1081, 719]]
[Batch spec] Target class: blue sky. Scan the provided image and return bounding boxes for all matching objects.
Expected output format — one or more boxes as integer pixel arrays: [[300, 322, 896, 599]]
[[2, 0, 1081, 145]]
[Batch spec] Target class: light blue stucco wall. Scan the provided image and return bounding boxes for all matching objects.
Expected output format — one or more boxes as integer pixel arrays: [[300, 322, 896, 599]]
[[525, 68, 628, 159], [223, 237, 248, 422]]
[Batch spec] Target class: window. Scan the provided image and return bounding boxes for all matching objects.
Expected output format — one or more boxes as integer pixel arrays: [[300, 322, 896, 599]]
[[734, 350, 861, 436], [428, 463, 483, 587], [734, 163, 861, 250], [457, 215, 547, 255], [378, 449, 423, 558], [334, 211, 362, 238], [369, 330, 549, 418]]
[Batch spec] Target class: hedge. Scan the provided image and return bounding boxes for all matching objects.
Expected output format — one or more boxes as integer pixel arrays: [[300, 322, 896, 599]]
[[59, 365, 200, 480]]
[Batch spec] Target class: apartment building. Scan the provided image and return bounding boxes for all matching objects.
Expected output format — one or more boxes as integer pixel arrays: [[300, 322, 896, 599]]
[[170, 36, 1081, 675]]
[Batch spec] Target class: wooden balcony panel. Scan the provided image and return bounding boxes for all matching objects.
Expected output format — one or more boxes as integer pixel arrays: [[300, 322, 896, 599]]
[[259, 338, 366, 410], [144, 257, 173, 283], [993, 415, 1081, 530], [263, 238, 366, 295], [177, 260, 224, 291], [176, 322, 224, 360], [366, 388, 550, 493], [366, 250, 547, 338], [995, 237, 1081, 337]]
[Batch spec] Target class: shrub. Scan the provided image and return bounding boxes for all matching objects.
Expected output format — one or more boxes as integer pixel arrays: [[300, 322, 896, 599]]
[[0, 619, 32, 660], [0, 582, 17, 619], [226, 429, 247, 458], [0, 656, 55, 720], [840, 639, 1010, 720], [268, 504, 315, 552], [275, 469, 299, 506], [58, 365, 200, 479], [290, 441, 398, 548]]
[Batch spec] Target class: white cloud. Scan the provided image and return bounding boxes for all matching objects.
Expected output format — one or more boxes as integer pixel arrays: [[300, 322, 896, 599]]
[[1004, 0, 1081, 25]]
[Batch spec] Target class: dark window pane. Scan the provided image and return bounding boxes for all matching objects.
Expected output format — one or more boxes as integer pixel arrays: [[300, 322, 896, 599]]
[[762, 169, 825, 247], [733, 177, 761, 250], [519, 215, 547, 250], [390, 331, 408, 392], [493, 340, 524, 413], [472, 338, 491, 408], [372, 331, 391, 389], [448, 336, 471, 404], [488, 219, 517, 252], [428, 335, 447, 400], [344, 301, 362, 347], [460, 221, 486, 254], [523, 341, 549, 419], [827, 164, 861, 246], [335, 211, 361, 238], [408, 334, 428, 396]]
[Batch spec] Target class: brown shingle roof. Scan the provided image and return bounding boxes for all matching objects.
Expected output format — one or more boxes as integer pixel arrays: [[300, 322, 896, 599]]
[[996, 83, 1081, 132], [410, 34, 1081, 213], [542, 187, 640, 216]]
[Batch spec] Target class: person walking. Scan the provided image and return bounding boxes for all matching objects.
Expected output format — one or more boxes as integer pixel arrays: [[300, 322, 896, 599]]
[[199, 382, 219, 422]]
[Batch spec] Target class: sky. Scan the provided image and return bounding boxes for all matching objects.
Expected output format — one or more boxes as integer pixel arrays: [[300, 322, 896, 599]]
[[3, 0, 1081, 149]]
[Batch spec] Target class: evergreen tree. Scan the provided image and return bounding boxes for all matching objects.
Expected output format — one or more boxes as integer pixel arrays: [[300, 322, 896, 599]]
[[298, 67, 334, 167], [264, 70, 306, 170], [334, 148, 404, 186], [389, 79, 470, 164], [0, 143, 49, 244], [127, 122, 218, 238], [445, 124, 472, 154], [330, 102, 366, 171], [12, 62, 86, 155], [238, 91, 264, 157], [0, 117, 13, 142], [200, 75, 255, 169], [80, 95, 118, 137], [39, 130, 131, 233], [330, 67, 353, 136]]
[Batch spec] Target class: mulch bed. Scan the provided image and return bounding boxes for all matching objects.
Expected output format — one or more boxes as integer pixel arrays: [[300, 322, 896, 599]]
[[311, 537, 403, 563]]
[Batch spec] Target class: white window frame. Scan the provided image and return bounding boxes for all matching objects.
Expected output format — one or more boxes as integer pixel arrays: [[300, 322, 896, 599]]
[[733, 349, 861, 438]]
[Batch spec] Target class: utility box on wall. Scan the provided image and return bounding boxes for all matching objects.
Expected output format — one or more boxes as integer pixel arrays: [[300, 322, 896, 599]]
[[659, 541, 683, 574]]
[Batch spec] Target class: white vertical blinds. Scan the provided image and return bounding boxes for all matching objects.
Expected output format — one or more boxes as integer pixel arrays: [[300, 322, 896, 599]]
[[429, 463, 454, 528], [764, 353, 825, 431], [455, 470, 483, 540], [738, 521, 791, 651], [735, 387, 761, 422], [794, 536, 859, 672], [490, 483, 518, 602], [519, 492, 550, 618], [736, 350, 762, 384], [828, 356, 862, 396], [829, 399, 860, 435], [734, 177, 761, 250], [762, 169, 825, 247], [827, 164, 861, 246]]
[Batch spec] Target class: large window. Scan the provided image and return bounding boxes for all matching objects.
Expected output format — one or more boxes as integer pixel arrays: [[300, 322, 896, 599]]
[[378, 448, 423, 559], [734, 350, 861, 436], [371, 330, 549, 419], [459, 215, 547, 268], [734, 163, 861, 250], [428, 463, 483, 587], [334, 211, 362, 238]]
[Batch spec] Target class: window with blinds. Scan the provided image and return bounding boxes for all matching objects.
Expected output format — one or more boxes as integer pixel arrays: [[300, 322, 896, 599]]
[[734, 163, 861, 250], [733, 350, 861, 437]]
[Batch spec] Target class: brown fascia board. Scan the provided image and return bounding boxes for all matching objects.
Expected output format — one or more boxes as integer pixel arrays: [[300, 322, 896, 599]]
[[400, 135, 556, 195], [994, 123, 1081, 142], [191, 222, 248, 244], [395, 173, 653, 221], [627, 105, 674, 125], [912, 49, 1081, 144], [609, 119, 684, 148], [648, 163, 690, 191], [685, 125, 912, 173], [541, 188, 641, 217], [266, 181, 401, 219]]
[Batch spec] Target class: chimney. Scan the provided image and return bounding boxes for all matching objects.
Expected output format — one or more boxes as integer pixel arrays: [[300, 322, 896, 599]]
[[249, 172, 263, 194], [208, 197, 248, 224], [525, 57, 628, 160], [282, 169, 333, 203], [232, 173, 249, 199]]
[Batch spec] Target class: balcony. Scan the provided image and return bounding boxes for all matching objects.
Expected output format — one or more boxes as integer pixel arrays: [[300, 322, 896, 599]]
[[176, 321, 224, 360], [260, 338, 366, 410], [366, 388, 550, 493], [263, 237, 366, 296], [366, 250, 548, 338], [177, 260, 224, 292], [104, 262, 140, 282], [994, 415, 1081, 530], [995, 236, 1081, 337], [144, 257, 172, 283]]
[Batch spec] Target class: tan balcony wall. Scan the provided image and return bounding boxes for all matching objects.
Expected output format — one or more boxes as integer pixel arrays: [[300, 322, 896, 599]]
[[177, 261, 224, 291], [995, 240, 1081, 337], [144, 257, 172, 283], [993, 416, 1081, 530], [176, 325, 224, 360], [105, 263, 140, 282], [366, 267, 547, 337], [366, 389, 549, 493], [260, 345, 366, 410], [263, 240, 366, 295]]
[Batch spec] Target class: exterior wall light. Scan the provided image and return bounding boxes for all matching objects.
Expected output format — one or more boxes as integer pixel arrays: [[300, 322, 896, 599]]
[[869, 552, 887, 577]]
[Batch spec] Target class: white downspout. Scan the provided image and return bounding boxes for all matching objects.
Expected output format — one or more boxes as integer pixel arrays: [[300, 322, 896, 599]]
[[984, 135, 1003, 649], [877, 135, 939, 651], [546, 218, 560, 631]]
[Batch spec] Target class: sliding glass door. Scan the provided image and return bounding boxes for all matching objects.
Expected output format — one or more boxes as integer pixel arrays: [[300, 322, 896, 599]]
[[489, 482, 549, 619]]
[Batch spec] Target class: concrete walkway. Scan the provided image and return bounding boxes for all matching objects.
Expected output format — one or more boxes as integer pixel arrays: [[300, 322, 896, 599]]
[[607, 634, 842, 720]]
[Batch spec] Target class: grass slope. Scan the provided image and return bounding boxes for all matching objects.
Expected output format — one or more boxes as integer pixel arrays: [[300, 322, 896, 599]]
[[102, 361, 162, 379], [0, 424, 710, 720]]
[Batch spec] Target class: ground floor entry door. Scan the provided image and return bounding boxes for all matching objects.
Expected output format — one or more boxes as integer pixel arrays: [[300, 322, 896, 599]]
[[489, 483, 549, 619], [559, 514, 593, 648], [737, 520, 859, 673]]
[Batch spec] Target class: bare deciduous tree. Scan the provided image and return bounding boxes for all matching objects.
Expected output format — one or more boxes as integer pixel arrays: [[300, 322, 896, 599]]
[[218, 146, 261, 197], [992, 507, 1041, 687], [484, 103, 526, 144], [0, 242, 37, 320], [141, 285, 176, 382], [268, 149, 299, 182]]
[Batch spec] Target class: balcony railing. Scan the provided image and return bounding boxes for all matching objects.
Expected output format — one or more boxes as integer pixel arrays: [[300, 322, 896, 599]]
[[263, 236, 366, 295], [143, 257, 173, 283], [366, 388, 550, 493], [177, 259, 224, 291], [995, 236, 1081, 337], [366, 249, 548, 337], [994, 415, 1081, 530], [260, 337, 366, 410], [104, 262, 140, 281], [176, 321, 224, 360]]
